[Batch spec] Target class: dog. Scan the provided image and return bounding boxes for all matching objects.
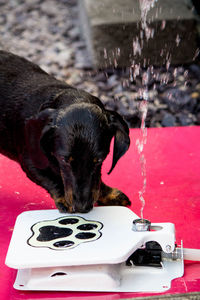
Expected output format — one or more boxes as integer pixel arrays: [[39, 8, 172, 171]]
[[0, 50, 131, 213]]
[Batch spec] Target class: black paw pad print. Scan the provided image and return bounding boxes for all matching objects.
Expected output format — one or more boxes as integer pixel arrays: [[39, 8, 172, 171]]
[[28, 216, 103, 250]]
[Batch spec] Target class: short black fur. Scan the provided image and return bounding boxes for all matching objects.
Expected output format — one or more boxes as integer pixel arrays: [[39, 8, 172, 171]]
[[0, 51, 131, 213]]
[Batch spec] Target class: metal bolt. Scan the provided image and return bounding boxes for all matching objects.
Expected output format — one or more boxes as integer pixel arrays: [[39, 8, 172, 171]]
[[165, 245, 172, 253], [132, 219, 151, 232]]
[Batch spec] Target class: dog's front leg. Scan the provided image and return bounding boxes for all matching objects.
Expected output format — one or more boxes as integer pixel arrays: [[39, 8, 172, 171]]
[[20, 161, 70, 212], [97, 182, 131, 207]]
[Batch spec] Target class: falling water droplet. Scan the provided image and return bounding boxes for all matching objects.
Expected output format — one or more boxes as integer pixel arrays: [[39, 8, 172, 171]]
[[103, 48, 107, 59], [117, 47, 120, 56], [133, 37, 142, 56], [173, 68, 178, 77], [166, 60, 170, 70], [193, 48, 200, 61], [161, 20, 166, 30], [175, 34, 181, 46]]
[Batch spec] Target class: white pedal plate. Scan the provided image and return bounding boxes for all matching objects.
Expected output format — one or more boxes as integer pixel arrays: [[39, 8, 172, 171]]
[[5, 206, 184, 292]]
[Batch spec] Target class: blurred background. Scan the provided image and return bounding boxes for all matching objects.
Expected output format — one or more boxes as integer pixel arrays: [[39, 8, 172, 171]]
[[0, 0, 200, 128]]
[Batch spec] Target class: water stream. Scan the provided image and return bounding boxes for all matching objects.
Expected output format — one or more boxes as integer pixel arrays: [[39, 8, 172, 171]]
[[105, 0, 194, 218], [134, 0, 158, 218], [136, 100, 148, 219]]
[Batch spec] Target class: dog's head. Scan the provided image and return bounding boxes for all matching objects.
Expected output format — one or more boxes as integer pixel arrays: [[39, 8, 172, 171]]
[[25, 103, 130, 213]]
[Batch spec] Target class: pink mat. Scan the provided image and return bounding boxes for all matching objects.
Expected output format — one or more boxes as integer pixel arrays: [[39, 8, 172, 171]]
[[0, 126, 200, 299]]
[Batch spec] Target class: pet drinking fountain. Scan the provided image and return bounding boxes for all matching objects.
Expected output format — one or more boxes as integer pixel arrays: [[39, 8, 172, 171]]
[[5, 206, 192, 292]]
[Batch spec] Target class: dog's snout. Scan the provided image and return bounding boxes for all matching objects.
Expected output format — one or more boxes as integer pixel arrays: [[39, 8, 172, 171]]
[[70, 189, 93, 213], [72, 199, 93, 213], [75, 204, 93, 213]]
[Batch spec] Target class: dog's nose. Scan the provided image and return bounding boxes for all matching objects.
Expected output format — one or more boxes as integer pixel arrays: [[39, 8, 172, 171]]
[[74, 203, 93, 213]]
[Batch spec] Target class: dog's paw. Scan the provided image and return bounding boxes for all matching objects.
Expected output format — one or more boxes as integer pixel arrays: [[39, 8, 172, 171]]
[[97, 188, 131, 207], [54, 197, 73, 213]]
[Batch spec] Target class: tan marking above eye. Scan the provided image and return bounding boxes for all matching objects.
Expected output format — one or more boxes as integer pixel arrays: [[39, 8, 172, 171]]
[[69, 156, 74, 162]]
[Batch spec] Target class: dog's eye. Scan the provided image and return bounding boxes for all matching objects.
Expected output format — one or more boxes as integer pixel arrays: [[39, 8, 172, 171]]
[[68, 156, 74, 163], [60, 156, 73, 164], [66, 156, 74, 163], [93, 158, 103, 164]]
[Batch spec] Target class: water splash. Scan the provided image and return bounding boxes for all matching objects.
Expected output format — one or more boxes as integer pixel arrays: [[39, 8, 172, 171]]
[[132, 0, 157, 58], [139, 0, 157, 40], [133, 0, 157, 219]]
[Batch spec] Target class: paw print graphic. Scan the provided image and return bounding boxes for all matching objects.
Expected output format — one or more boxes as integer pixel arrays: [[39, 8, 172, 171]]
[[28, 216, 103, 250]]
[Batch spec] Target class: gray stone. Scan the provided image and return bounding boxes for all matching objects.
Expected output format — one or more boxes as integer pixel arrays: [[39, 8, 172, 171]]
[[68, 27, 80, 41], [79, 0, 198, 68], [161, 112, 176, 127], [176, 112, 195, 126]]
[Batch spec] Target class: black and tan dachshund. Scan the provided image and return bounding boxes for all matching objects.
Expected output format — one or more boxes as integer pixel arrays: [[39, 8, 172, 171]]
[[0, 50, 131, 213]]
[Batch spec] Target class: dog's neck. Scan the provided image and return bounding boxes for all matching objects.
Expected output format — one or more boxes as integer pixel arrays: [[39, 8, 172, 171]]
[[39, 88, 76, 112]]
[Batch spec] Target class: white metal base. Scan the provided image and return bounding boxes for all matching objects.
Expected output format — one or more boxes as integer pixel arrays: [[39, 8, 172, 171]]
[[14, 258, 183, 292], [6, 207, 184, 292]]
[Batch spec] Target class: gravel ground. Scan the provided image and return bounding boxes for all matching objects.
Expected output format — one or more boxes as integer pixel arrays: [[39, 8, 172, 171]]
[[0, 0, 200, 128]]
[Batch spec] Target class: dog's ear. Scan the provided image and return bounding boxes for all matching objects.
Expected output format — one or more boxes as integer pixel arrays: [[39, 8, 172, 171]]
[[24, 109, 55, 169], [106, 110, 130, 174]]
